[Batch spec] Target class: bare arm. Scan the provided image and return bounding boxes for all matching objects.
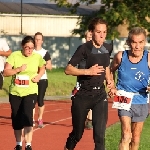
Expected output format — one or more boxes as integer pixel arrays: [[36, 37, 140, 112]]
[[32, 65, 45, 83], [3, 62, 26, 77], [45, 60, 52, 70], [0, 49, 12, 57], [110, 51, 122, 82], [147, 53, 150, 91], [65, 64, 105, 76]]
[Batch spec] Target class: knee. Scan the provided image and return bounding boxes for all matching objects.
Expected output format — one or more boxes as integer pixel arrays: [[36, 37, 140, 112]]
[[131, 135, 140, 145]]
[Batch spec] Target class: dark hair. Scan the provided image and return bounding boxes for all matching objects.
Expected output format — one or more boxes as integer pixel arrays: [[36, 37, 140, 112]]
[[88, 17, 108, 32], [21, 36, 35, 46], [34, 32, 43, 40]]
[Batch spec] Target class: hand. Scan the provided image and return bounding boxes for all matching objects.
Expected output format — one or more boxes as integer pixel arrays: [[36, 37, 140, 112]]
[[16, 64, 27, 73], [108, 88, 117, 97], [147, 86, 150, 92], [106, 80, 115, 90], [88, 64, 105, 75], [31, 75, 40, 83]]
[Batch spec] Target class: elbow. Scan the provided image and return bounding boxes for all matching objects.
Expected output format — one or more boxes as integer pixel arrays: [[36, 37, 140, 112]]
[[64, 69, 70, 75], [3, 72, 8, 77]]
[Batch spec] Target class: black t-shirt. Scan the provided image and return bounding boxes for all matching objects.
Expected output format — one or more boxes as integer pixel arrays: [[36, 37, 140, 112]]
[[68, 41, 111, 90]]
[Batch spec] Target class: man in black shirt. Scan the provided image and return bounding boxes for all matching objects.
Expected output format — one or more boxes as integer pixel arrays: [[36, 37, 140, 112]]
[[64, 18, 114, 150]]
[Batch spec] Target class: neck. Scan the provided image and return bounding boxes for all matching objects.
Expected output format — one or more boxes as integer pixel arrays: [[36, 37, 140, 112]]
[[92, 40, 102, 48], [35, 46, 42, 51]]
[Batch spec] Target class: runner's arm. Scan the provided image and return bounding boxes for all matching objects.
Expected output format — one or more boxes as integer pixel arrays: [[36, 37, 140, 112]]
[[110, 51, 122, 83], [0, 49, 12, 57], [3, 62, 26, 77]]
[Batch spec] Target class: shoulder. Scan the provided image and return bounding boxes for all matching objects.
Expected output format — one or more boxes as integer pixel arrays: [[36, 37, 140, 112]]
[[113, 50, 124, 63], [103, 42, 113, 50]]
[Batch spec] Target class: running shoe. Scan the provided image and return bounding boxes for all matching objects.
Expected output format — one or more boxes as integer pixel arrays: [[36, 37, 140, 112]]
[[14, 145, 22, 150], [85, 120, 93, 130], [25, 145, 32, 150], [38, 119, 44, 128]]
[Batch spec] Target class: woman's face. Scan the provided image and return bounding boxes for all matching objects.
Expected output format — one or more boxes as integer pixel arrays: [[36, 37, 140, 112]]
[[22, 41, 35, 57]]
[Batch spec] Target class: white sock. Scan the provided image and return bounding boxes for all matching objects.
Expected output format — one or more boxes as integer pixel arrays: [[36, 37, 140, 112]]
[[16, 142, 22, 146], [26, 143, 31, 147]]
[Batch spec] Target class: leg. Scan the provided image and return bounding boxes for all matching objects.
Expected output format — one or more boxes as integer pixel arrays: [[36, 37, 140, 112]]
[[37, 80, 48, 127], [0, 72, 3, 89], [9, 94, 24, 148], [92, 94, 108, 150], [129, 104, 148, 150], [85, 109, 93, 129], [119, 116, 132, 150], [130, 122, 144, 150], [23, 94, 37, 147], [87, 109, 92, 120], [65, 94, 89, 149]]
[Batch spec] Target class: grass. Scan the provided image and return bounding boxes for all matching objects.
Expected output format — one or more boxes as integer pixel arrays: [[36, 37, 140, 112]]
[[105, 117, 150, 150], [1, 68, 76, 97]]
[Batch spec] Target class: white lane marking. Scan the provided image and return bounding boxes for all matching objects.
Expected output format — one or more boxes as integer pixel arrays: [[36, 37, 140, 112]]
[[33, 117, 72, 132]]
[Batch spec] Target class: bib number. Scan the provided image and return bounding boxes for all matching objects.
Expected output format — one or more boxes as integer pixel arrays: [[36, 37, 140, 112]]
[[112, 90, 134, 111], [15, 75, 29, 87]]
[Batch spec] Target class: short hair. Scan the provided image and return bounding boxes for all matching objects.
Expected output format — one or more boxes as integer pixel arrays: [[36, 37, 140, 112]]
[[21, 36, 35, 46], [88, 17, 107, 32], [127, 27, 147, 42], [34, 32, 43, 40]]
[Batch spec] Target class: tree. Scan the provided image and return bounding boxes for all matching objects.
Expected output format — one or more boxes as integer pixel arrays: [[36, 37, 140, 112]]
[[54, 0, 150, 40]]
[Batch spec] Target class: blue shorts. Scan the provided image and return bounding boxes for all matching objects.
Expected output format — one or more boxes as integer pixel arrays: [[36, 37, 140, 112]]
[[118, 104, 149, 122]]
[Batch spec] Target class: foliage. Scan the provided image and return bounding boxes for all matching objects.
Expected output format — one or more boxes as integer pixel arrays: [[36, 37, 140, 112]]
[[54, 0, 150, 40]]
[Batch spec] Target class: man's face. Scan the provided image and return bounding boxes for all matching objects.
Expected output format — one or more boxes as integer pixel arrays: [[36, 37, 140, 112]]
[[34, 35, 43, 47], [85, 32, 92, 42], [92, 24, 107, 46], [129, 34, 146, 57]]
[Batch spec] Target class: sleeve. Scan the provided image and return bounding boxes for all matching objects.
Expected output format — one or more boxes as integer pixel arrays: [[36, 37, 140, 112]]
[[43, 51, 51, 61], [39, 55, 46, 68], [68, 45, 85, 67], [2, 40, 10, 52], [6, 52, 15, 67]]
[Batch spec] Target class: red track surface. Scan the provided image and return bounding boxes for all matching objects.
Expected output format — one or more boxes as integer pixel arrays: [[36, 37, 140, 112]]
[[0, 99, 119, 150]]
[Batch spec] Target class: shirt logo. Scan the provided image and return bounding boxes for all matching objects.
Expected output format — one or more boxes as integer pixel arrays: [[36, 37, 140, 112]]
[[135, 71, 145, 81]]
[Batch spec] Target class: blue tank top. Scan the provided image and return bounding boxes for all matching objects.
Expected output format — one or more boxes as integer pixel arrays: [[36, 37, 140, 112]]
[[117, 50, 149, 104]]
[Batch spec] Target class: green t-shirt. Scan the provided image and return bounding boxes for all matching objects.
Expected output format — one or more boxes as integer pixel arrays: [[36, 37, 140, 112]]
[[6, 51, 46, 97]]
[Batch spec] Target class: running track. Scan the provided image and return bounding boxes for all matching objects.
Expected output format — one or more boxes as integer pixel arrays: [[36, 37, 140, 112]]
[[0, 99, 119, 150]]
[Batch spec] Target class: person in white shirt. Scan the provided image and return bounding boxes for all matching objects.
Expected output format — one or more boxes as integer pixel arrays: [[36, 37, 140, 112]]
[[0, 38, 12, 89], [33, 32, 52, 128]]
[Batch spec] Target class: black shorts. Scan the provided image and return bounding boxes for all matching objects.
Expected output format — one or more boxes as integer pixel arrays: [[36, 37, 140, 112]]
[[9, 93, 37, 130]]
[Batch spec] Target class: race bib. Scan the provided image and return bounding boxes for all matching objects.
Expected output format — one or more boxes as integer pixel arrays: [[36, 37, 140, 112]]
[[112, 90, 134, 111], [15, 75, 29, 87]]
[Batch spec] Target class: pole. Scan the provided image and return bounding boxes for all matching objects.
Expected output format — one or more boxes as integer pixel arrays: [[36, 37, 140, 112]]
[[21, 0, 22, 34]]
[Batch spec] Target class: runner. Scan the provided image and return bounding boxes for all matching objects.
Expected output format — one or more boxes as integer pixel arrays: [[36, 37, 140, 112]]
[[109, 27, 150, 150], [64, 17, 114, 150], [3, 36, 45, 150], [33, 32, 52, 128], [0, 38, 12, 89]]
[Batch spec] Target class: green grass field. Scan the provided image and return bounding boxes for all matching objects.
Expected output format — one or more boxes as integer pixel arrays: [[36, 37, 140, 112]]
[[105, 117, 150, 150], [1, 68, 76, 97]]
